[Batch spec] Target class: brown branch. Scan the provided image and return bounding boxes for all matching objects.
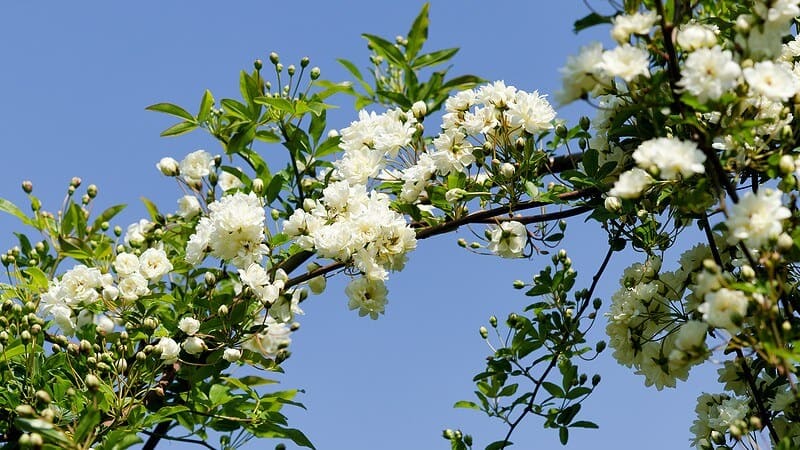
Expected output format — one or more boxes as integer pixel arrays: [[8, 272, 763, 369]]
[[285, 188, 598, 289], [472, 205, 593, 225], [141, 363, 180, 450]]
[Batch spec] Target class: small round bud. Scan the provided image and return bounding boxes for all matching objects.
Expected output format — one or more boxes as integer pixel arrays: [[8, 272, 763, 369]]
[[443, 429, 455, 440], [252, 178, 265, 194], [275, 444, 286, 450], [70, 177, 82, 188], [204, 272, 216, 286], [15, 404, 36, 417], [275, 63, 283, 73], [777, 233, 794, 250], [113, 225, 122, 237], [411, 101, 427, 118], [300, 56, 310, 68], [591, 374, 601, 386], [254, 59, 263, 70], [779, 154, 796, 175], [269, 52, 279, 64], [218, 304, 229, 316], [512, 280, 525, 289], [34, 390, 51, 405], [308, 275, 326, 295], [271, 208, 280, 221], [21, 180, 33, 193], [457, 238, 467, 248], [579, 116, 591, 131], [604, 196, 622, 212], [310, 67, 321, 80], [85, 374, 101, 391], [136, 351, 147, 362], [499, 162, 515, 178], [29, 433, 43, 449], [595, 341, 606, 353], [20, 330, 31, 344], [287, 64, 296, 76], [555, 124, 568, 138], [783, 320, 792, 331], [489, 316, 498, 328], [479, 326, 488, 339]]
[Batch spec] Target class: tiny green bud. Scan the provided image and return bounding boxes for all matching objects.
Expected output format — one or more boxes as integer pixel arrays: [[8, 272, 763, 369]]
[[254, 59, 263, 70], [555, 124, 568, 138], [15, 404, 36, 417], [136, 351, 147, 362], [579, 116, 591, 131], [287, 64, 296, 76], [479, 326, 488, 339], [21, 180, 33, 193], [270, 208, 280, 220], [87, 184, 98, 198], [592, 374, 601, 386], [595, 341, 606, 353], [204, 272, 216, 286], [20, 330, 31, 344], [489, 316, 498, 328], [85, 374, 101, 391], [275, 444, 286, 450], [29, 433, 43, 449], [252, 178, 265, 194], [275, 63, 283, 73], [457, 238, 467, 248], [34, 390, 51, 405], [269, 52, 279, 64], [113, 225, 122, 236], [512, 280, 525, 289], [218, 304, 229, 316], [300, 56, 310, 68], [18, 434, 31, 448], [310, 67, 321, 80]]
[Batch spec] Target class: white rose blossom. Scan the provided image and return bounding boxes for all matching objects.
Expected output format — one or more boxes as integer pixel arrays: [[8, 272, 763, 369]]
[[180, 150, 214, 183], [632, 137, 706, 179], [487, 221, 527, 258]]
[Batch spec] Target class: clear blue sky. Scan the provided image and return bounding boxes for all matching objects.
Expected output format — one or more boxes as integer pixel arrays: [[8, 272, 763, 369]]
[[0, 2, 721, 449]]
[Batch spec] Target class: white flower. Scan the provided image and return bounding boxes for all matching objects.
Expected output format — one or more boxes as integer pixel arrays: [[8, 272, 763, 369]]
[[597, 45, 651, 82], [505, 90, 556, 134], [139, 248, 173, 281], [708, 397, 749, 431], [95, 315, 115, 334], [238, 263, 281, 304], [339, 108, 416, 157], [445, 89, 477, 112], [117, 272, 149, 301], [677, 23, 719, 50], [57, 265, 105, 306], [674, 321, 708, 352], [743, 61, 800, 101], [124, 219, 151, 247], [487, 221, 527, 258], [678, 47, 741, 102], [754, 0, 800, 24], [180, 150, 213, 183], [726, 189, 791, 249], [476, 80, 517, 108], [345, 277, 389, 319], [430, 129, 474, 175], [187, 192, 267, 268], [608, 168, 653, 199], [633, 137, 706, 179], [557, 42, 608, 103], [223, 348, 242, 362], [156, 337, 181, 364], [242, 316, 291, 357], [178, 317, 201, 336], [699, 288, 748, 331], [113, 252, 140, 276], [182, 336, 206, 355], [156, 157, 180, 176], [218, 170, 243, 192], [177, 195, 201, 219], [611, 11, 658, 43]]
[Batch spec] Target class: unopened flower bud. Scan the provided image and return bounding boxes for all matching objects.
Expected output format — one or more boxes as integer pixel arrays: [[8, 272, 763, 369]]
[[513, 280, 525, 289], [778, 233, 794, 250], [218, 304, 229, 316], [499, 162, 515, 178], [591, 374, 601, 386], [254, 59, 263, 70], [479, 326, 488, 339], [269, 52, 279, 64], [308, 276, 326, 294], [252, 178, 265, 194], [445, 188, 467, 203], [204, 272, 216, 286], [310, 67, 321, 80], [555, 124, 568, 138], [604, 196, 622, 212], [595, 341, 606, 353], [271, 208, 280, 221], [579, 116, 591, 131], [85, 374, 101, 391], [21, 180, 33, 193], [411, 101, 427, 118], [70, 177, 82, 188], [779, 155, 795, 175], [457, 238, 467, 248], [15, 404, 36, 417], [287, 64, 296, 76]]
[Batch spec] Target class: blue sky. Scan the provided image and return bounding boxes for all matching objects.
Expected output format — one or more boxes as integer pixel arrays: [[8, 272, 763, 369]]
[[0, 2, 723, 449]]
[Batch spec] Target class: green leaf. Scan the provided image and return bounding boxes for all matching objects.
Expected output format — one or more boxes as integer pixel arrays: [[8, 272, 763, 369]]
[[486, 440, 512, 450], [255, 129, 281, 143], [412, 48, 459, 70], [0, 198, 34, 227], [406, 3, 429, 60], [442, 75, 485, 91], [309, 109, 326, 147], [376, 90, 412, 109], [362, 33, 408, 68], [23, 267, 49, 291], [570, 420, 599, 429], [573, 12, 612, 33], [74, 409, 101, 443], [254, 96, 295, 115], [314, 136, 342, 158], [209, 384, 233, 406], [265, 173, 284, 203], [57, 236, 92, 261], [559, 426, 569, 445], [336, 59, 374, 94], [542, 381, 564, 398], [160, 121, 198, 137], [221, 98, 252, 120], [140, 197, 160, 221], [145, 102, 196, 121], [197, 89, 215, 123], [453, 400, 480, 410], [91, 204, 126, 233]]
